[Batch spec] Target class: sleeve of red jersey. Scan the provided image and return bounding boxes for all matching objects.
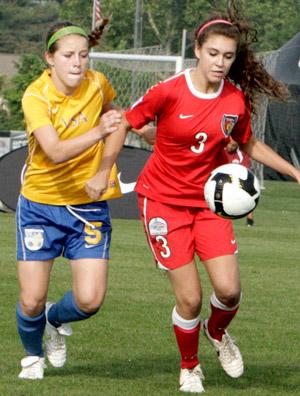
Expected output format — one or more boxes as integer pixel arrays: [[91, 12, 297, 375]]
[[231, 102, 252, 145], [125, 82, 166, 130]]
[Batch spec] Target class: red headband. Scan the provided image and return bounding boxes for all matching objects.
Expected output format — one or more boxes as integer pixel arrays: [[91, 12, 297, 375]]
[[196, 19, 233, 38]]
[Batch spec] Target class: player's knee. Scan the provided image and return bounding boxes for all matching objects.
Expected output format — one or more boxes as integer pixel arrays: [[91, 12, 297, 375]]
[[218, 290, 241, 308], [19, 296, 45, 317], [80, 303, 101, 314], [181, 294, 202, 317], [75, 295, 105, 314]]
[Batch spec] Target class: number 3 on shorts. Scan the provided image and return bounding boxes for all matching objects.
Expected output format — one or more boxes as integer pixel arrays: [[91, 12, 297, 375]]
[[156, 235, 171, 258], [84, 222, 102, 245]]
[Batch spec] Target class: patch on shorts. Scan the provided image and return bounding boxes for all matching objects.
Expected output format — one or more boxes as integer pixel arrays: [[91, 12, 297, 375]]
[[24, 228, 44, 251], [148, 217, 168, 236]]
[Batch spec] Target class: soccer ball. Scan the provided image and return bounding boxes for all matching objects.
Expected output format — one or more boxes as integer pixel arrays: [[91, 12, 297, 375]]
[[204, 163, 260, 219]]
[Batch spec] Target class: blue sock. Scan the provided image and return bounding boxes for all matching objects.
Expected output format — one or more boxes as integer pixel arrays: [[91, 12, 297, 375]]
[[16, 304, 46, 357], [47, 290, 96, 327]]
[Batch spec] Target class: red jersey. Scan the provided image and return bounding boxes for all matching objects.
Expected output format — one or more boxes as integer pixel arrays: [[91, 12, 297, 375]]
[[125, 69, 252, 207]]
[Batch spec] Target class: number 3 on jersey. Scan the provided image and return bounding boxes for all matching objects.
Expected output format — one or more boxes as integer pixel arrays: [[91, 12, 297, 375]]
[[156, 235, 171, 258], [191, 132, 208, 154]]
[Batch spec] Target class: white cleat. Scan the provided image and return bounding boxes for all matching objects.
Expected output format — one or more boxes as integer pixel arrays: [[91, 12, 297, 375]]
[[45, 302, 72, 368], [179, 364, 205, 393], [18, 356, 46, 380], [203, 319, 244, 378]]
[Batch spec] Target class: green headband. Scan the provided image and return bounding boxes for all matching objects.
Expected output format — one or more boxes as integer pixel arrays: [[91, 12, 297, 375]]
[[47, 26, 88, 50]]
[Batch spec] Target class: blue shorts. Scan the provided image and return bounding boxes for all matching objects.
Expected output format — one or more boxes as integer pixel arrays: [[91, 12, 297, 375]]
[[16, 195, 112, 261]]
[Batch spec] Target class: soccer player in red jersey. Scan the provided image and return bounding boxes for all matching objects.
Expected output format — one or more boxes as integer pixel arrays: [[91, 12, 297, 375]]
[[113, 3, 300, 393]]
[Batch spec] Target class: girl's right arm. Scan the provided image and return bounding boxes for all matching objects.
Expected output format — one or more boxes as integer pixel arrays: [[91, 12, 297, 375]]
[[33, 109, 122, 164]]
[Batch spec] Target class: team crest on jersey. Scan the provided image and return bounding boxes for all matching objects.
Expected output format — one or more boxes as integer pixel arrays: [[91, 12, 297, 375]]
[[24, 228, 44, 251], [148, 217, 168, 236], [221, 114, 239, 136]]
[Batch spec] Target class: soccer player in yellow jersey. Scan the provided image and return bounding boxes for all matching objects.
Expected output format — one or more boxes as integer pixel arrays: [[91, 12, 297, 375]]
[[16, 19, 125, 379]]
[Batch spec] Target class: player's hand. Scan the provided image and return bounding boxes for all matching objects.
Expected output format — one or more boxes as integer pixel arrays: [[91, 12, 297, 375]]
[[139, 125, 156, 145], [85, 173, 108, 201], [97, 110, 122, 140], [226, 138, 239, 153]]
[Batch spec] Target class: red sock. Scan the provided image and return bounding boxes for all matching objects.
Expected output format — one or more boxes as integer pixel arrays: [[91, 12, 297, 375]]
[[207, 303, 239, 341], [173, 323, 200, 369]]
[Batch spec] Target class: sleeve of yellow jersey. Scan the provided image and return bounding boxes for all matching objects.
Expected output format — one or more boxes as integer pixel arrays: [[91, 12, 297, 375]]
[[98, 72, 116, 107], [22, 92, 52, 136]]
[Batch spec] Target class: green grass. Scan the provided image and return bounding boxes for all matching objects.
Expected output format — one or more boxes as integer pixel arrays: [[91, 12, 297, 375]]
[[0, 180, 299, 395]]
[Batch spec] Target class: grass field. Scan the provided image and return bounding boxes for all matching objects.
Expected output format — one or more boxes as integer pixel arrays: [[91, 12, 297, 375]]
[[0, 180, 299, 395]]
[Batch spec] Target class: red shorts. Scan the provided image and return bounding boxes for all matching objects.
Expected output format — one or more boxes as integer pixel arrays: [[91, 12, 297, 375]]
[[138, 195, 238, 270]]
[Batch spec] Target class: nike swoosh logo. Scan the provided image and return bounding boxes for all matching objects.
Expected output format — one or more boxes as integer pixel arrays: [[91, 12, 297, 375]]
[[85, 244, 97, 249], [118, 172, 136, 194], [179, 114, 194, 119], [231, 240, 236, 244]]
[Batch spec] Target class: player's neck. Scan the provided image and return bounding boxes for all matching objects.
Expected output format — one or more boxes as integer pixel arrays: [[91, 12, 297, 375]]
[[190, 69, 222, 94]]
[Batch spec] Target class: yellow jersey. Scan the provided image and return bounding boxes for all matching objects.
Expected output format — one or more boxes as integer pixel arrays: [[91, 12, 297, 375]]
[[21, 69, 122, 205]]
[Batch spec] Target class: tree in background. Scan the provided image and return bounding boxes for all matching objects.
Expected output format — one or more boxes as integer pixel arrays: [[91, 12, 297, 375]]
[[59, 0, 136, 51], [0, 0, 299, 131], [245, 0, 300, 51], [0, 0, 59, 54], [58, 0, 226, 53], [1, 0, 299, 54], [58, 0, 300, 54], [0, 54, 44, 129]]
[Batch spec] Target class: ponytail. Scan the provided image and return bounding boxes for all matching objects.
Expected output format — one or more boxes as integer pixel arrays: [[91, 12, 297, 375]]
[[88, 18, 109, 48]]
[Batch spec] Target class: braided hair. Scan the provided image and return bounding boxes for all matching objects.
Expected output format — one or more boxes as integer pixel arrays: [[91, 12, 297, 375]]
[[88, 18, 109, 48]]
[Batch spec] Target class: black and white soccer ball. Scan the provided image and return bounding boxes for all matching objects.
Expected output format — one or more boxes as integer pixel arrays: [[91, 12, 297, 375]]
[[204, 163, 261, 219]]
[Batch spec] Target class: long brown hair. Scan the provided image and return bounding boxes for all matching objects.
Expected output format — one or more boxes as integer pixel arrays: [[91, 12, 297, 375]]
[[46, 19, 109, 53], [195, 1, 289, 114]]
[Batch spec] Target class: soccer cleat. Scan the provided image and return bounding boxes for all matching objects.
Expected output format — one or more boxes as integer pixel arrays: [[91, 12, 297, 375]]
[[179, 364, 205, 393], [203, 319, 243, 378], [18, 356, 46, 380], [45, 302, 72, 368], [246, 218, 254, 227]]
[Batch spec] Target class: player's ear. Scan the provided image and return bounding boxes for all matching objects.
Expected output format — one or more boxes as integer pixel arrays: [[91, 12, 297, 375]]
[[194, 41, 201, 60], [44, 51, 54, 67]]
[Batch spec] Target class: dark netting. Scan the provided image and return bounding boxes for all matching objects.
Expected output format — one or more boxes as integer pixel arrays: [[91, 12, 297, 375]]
[[264, 32, 300, 180], [0, 145, 151, 219]]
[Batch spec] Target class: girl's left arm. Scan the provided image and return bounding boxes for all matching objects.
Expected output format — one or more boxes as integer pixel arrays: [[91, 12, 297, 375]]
[[241, 136, 300, 184]]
